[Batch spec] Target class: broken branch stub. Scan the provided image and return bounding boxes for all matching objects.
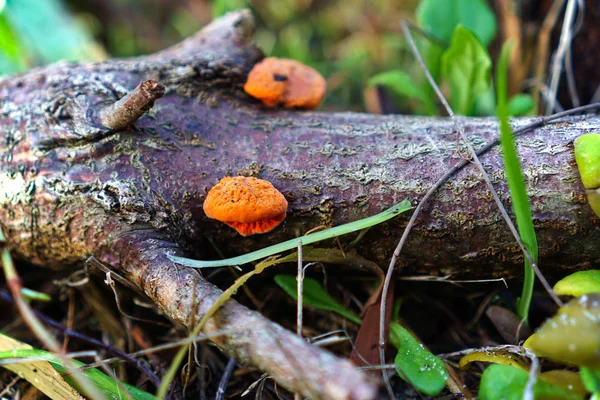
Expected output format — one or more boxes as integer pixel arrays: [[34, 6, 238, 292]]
[[97, 80, 165, 130]]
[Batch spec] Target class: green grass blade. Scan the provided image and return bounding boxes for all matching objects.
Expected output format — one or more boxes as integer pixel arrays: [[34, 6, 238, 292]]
[[496, 41, 537, 322], [168, 199, 412, 268]]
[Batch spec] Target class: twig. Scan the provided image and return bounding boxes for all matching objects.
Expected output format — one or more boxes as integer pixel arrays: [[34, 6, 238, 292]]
[[546, 0, 579, 114], [215, 358, 236, 400], [297, 239, 304, 338], [295, 239, 304, 400], [97, 80, 165, 130], [533, 0, 566, 110], [563, 0, 585, 108]]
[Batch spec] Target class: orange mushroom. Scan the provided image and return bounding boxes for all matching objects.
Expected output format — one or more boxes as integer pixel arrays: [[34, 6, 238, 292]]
[[203, 176, 288, 236], [244, 57, 326, 109]]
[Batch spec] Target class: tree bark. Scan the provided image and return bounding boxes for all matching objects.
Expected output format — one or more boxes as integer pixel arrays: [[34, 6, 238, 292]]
[[1, 9, 599, 400]]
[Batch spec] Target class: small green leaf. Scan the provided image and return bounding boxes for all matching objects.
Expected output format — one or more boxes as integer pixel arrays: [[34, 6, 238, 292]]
[[508, 94, 535, 116], [441, 26, 491, 115], [274, 274, 362, 325], [459, 350, 529, 371], [554, 270, 600, 297], [574, 133, 600, 189], [524, 294, 600, 368], [479, 364, 584, 400], [417, 0, 497, 47], [21, 288, 51, 302], [368, 70, 429, 104], [540, 370, 588, 396], [389, 323, 448, 396], [581, 367, 600, 394]]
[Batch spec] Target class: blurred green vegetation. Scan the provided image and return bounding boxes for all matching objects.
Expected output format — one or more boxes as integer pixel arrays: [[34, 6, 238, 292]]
[[0, 0, 424, 112]]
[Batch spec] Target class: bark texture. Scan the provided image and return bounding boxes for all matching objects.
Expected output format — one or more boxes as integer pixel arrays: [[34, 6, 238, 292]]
[[1, 9, 600, 399]]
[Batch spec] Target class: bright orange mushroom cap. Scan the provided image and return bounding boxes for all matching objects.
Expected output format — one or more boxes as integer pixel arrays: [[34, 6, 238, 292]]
[[244, 57, 326, 109], [203, 176, 288, 236]]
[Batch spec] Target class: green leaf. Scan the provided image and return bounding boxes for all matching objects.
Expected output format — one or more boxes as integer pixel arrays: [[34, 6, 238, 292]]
[[368, 70, 429, 104], [508, 94, 535, 116], [0, 13, 27, 75], [0, 348, 157, 400], [389, 323, 448, 396], [574, 133, 600, 189], [274, 275, 362, 325], [479, 364, 584, 400], [554, 270, 600, 297], [417, 0, 497, 47], [169, 199, 412, 268], [581, 367, 600, 394], [3, 0, 105, 65], [496, 41, 537, 322], [524, 294, 600, 369], [459, 349, 529, 371], [441, 26, 492, 115]]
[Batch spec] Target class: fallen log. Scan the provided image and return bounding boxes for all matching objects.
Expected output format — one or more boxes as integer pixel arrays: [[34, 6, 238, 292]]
[[1, 9, 599, 400]]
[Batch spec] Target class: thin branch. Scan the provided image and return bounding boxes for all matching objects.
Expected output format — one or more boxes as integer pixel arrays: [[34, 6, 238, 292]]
[[546, 0, 578, 114], [216, 358, 237, 400], [533, 0, 566, 110], [98, 80, 165, 130], [297, 239, 304, 338]]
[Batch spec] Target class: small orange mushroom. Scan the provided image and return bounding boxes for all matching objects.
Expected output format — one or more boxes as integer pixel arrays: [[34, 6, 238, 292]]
[[203, 176, 288, 236], [244, 57, 326, 109]]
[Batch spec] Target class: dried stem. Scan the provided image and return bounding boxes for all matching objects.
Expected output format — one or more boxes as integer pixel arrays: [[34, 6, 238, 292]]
[[98, 80, 165, 130]]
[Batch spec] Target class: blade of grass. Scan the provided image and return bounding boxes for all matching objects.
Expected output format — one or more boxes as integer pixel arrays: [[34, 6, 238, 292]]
[[168, 199, 412, 268], [496, 41, 538, 322]]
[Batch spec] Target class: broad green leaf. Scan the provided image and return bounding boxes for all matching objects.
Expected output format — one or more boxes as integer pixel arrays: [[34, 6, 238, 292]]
[[580, 367, 600, 394], [459, 350, 529, 371], [540, 370, 588, 396], [579, 367, 600, 393], [274, 275, 362, 325], [368, 70, 429, 104], [0, 347, 157, 400], [473, 84, 496, 116], [554, 270, 600, 297], [524, 294, 600, 368], [587, 189, 600, 218], [0, 333, 84, 400], [574, 133, 600, 189], [479, 364, 584, 400], [0, 13, 21, 60], [3, 0, 106, 65], [417, 0, 497, 47], [508, 94, 535, 116], [496, 41, 537, 322], [389, 323, 448, 396], [441, 26, 491, 115], [212, 0, 248, 18], [0, 13, 26, 75]]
